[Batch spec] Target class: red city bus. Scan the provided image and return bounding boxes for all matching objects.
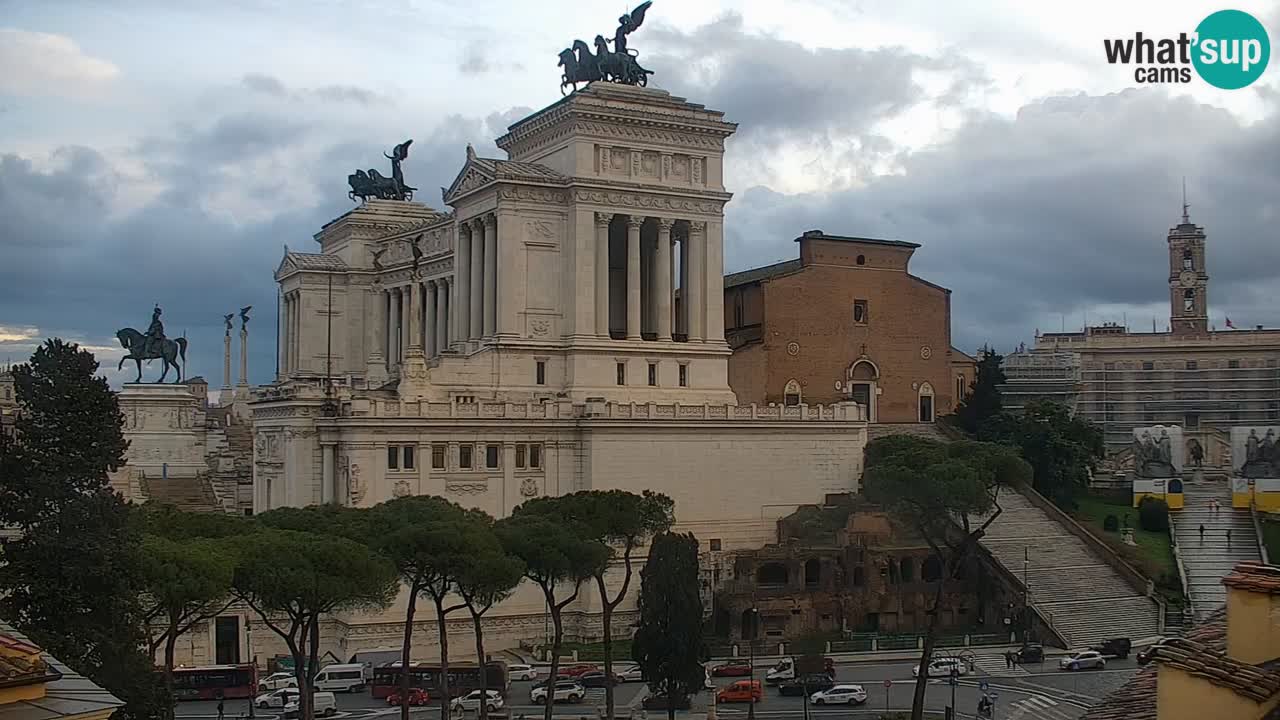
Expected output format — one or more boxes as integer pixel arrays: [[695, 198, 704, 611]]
[[170, 664, 258, 700], [370, 661, 508, 700]]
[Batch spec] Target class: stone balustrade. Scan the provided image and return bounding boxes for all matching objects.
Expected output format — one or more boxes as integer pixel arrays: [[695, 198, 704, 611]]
[[342, 398, 864, 422]]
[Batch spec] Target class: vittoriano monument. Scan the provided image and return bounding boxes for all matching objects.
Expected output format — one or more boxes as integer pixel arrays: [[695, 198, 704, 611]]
[[348, 139, 417, 202], [558, 1, 654, 94], [116, 305, 188, 383]]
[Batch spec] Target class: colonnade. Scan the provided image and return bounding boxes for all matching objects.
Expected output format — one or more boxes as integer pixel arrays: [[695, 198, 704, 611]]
[[595, 213, 708, 342]]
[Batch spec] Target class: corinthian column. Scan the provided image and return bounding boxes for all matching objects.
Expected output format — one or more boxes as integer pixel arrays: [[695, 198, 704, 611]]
[[626, 215, 643, 340], [655, 218, 673, 341], [469, 218, 484, 341], [238, 322, 249, 388], [595, 213, 612, 337], [223, 327, 232, 390], [687, 222, 706, 342], [423, 280, 437, 357], [483, 214, 497, 337], [456, 223, 472, 344], [436, 278, 449, 354]]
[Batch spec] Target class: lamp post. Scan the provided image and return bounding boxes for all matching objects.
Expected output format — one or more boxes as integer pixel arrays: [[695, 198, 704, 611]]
[[746, 607, 758, 720], [246, 620, 255, 720]]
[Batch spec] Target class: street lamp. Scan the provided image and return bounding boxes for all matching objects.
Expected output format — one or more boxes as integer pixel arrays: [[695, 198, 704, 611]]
[[746, 607, 759, 720], [246, 620, 255, 720]]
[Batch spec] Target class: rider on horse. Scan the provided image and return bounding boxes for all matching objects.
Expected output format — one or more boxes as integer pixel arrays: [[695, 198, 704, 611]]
[[146, 305, 166, 357]]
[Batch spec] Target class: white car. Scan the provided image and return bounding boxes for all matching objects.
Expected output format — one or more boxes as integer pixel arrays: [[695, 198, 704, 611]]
[[530, 681, 586, 704], [912, 658, 968, 678], [616, 665, 644, 683], [509, 664, 539, 681], [259, 672, 299, 691], [283, 691, 337, 718], [1059, 650, 1107, 671], [811, 685, 868, 705], [255, 688, 300, 709], [451, 690, 505, 712]]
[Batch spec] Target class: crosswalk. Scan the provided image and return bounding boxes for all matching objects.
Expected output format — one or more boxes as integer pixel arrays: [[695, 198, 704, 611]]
[[968, 654, 1031, 677], [1003, 694, 1077, 719]]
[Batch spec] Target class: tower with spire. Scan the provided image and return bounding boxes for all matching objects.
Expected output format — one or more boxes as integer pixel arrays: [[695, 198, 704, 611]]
[[1168, 179, 1208, 336]]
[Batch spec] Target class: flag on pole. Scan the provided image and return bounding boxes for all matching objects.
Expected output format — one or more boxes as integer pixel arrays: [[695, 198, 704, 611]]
[[1226, 317, 1236, 329]]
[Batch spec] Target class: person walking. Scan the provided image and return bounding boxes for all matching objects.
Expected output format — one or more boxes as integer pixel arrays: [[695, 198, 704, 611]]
[[216, 695, 225, 720], [1227, 528, 1232, 546], [1199, 524, 1206, 541]]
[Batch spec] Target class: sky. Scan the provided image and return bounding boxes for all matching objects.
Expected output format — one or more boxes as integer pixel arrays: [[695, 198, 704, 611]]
[[2, 0, 1278, 386]]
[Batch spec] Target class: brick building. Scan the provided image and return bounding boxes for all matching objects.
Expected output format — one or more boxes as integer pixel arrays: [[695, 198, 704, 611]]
[[724, 230, 975, 423]]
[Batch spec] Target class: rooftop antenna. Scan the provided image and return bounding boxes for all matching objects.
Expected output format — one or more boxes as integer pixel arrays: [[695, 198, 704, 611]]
[[1181, 177, 1191, 223]]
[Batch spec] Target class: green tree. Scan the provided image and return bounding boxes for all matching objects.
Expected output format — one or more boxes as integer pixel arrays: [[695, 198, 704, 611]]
[[496, 513, 608, 720], [232, 526, 398, 720], [953, 346, 1005, 434], [517, 491, 674, 719], [631, 532, 704, 720], [366, 496, 474, 720], [862, 435, 1030, 720], [985, 399, 1104, 505], [0, 339, 167, 720], [454, 519, 523, 720]]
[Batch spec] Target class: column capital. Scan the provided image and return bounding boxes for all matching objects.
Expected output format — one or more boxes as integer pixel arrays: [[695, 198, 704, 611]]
[[482, 213, 497, 230], [625, 214, 645, 229], [438, 275, 450, 289], [689, 220, 708, 235], [595, 211, 614, 227], [656, 217, 676, 232], [471, 216, 486, 231]]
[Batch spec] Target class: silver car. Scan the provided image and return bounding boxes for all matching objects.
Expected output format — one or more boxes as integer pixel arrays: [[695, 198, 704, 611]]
[[1059, 650, 1107, 671]]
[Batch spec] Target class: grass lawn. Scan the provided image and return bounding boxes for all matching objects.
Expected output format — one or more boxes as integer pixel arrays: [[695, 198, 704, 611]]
[[1262, 516, 1280, 563], [1069, 491, 1181, 603]]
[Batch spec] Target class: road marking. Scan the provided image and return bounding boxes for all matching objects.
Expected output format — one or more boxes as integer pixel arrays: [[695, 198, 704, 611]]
[[1004, 694, 1078, 720], [969, 654, 1031, 677]]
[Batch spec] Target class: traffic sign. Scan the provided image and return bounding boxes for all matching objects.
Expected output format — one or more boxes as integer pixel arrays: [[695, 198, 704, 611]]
[[883, 679, 892, 688], [978, 680, 989, 692]]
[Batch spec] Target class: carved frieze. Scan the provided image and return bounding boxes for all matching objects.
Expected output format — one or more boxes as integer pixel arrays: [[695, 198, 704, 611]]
[[497, 186, 568, 204], [445, 481, 488, 495], [573, 190, 721, 215]]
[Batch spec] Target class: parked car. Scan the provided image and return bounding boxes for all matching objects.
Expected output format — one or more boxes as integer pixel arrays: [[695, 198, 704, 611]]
[[558, 663, 599, 677], [258, 672, 299, 692], [530, 681, 586, 704], [778, 674, 835, 697], [711, 662, 753, 677], [508, 663, 539, 681], [577, 671, 618, 688], [451, 690, 504, 713], [641, 693, 691, 711], [913, 658, 968, 678], [716, 680, 764, 704], [810, 684, 868, 705], [1089, 637, 1133, 659], [616, 665, 644, 683], [1059, 650, 1107, 671], [283, 692, 336, 718], [385, 688, 430, 707], [1015, 644, 1044, 664], [1137, 639, 1170, 666], [255, 688, 300, 709]]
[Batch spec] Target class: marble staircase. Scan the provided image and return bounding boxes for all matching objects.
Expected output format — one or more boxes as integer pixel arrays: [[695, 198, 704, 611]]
[[1173, 481, 1261, 618]]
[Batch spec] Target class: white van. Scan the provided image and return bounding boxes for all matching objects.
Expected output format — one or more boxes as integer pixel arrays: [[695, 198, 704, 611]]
[[313, 664, 366, 693], [284, 691, 336, 718]]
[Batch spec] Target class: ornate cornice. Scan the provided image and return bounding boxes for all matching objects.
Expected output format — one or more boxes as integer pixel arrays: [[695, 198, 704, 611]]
[[574, 189, 723, 216]]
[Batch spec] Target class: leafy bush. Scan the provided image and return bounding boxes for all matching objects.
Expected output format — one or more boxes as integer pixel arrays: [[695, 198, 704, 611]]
[[1138, 497, 1170, 532], [1103, 514, 1119, 532]]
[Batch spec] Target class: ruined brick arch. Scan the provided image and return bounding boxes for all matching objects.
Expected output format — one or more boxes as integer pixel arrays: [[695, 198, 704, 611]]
[[804, 558, 820, 586], [757, 562, 788, 586]]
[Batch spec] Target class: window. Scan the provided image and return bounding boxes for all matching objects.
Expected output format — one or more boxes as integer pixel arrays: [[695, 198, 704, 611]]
[[853, 299, 868, 324], [535, 360, 546, 385], [1185, 412, 1200, 429], [955, 375, 966, 400], [387, 446, 399, 470], [388, 445, 414, 470], [804, 559, 820, 586], [856, 254, 865, 266], [485, 444, 500, 469], [709, 539, 722, 552], [1182, 249, 1193, 270], [757, 563, 787, 586], [1104, 362, 1116, 371], [459, 445, 473, 469], [784, 379, 802, 407], [529, 444, 541, 468], [1186, 360, 1198, 370], [1183, 289, 1195, 312], [648, 363, 657, 386], [402, 445, 415, 470], [679, 364, 688, 387], [431, 444, 446, 469], [1229, 359, 1241, 369], [455, 395, 476, 404], [516, 444, 527, 468], [616, 362, 626, 385], [1142, 361, 1154, 371]]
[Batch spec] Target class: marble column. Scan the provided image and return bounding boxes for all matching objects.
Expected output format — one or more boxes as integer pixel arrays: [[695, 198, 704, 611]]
[[321, 443, 335, 504], [238, 324, 249, 389], [456, 223, 472, 344], [469, 218, 484, 341], [223, 330, 232, 389], [401, 285, 413, 359], [687, 221, 706, 342], [389, 287, 402, 365], [406, 281, 422, 355], [626, 215, 643, 340], [655, 218, 674, 341], [277, 295, 288, 376], [483, 214, 497, 338], [423, 280, 437, 357], [594, 212, 612, 337], [436, 278, 450, 354], [367, 288, 385, 377]]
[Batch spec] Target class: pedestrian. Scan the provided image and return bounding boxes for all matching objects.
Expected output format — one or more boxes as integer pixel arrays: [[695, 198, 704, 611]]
[[216, 694, 225, 720], [1227, 528, 1232, 545], [1005, 651, 1012, 669], [1199, 524, 1206, 541]]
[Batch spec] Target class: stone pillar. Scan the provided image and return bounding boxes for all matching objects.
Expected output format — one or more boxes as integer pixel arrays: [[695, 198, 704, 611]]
[[436, 278, 450, 354], [321, 443, 336, 505], [595, 213, 612, 337], [687, 221, 706, 342], [367, 288, 385, 379], [456, 224, 472, 345], [469, 218, 485, 341], [238, 324, 249, 389], [389, 287, 401, 365], [705, 219, 726, 343], [403, 285, 414, 358], [277, 296, 288, 376], [287, 294, 297, 372], [406, 281, 423, 355], [626, 215, 643, 340], [223, 330, 233, 389], [483, 214, 497, 337], [655, 218, 674, 341], [423, 281, 437, 357]]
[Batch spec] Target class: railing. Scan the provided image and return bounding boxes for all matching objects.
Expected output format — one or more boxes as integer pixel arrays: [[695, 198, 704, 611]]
[[1251, 499, 1270, 565], [352, 398, 865, 422], [1168, 513, 1195, 620]]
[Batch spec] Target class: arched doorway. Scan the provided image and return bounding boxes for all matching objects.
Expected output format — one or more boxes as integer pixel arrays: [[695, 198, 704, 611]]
[[741, 608, 760, 640], [847, 359, 879, 422], [918, 382, 935, 423], [804, 559, 821, 586], [784, 379, 802, 407]]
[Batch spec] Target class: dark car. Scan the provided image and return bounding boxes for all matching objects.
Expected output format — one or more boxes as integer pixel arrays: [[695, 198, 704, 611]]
[[1137, 639, 1169, 666], [711, 662, 753, 677], [778, 674, 835, 697], [642, 693, 691, 711], [1090, 637, 1132, 659], [1015, 644, 1044, 663], [577, 671, 618, 688]]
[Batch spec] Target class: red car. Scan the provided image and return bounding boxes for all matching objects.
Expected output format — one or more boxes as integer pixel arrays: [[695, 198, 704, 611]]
[[711, 662, 753, 677], [386, 688, 430, 706], [559, 664, 600, 678]]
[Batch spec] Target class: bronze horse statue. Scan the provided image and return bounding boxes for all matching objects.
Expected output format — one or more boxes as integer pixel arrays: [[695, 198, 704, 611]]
[[116, 328, 187, 383]]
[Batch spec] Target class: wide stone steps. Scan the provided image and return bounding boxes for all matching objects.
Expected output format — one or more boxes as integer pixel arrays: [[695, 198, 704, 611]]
[[145, 476, 219, 513], [1170, 482, 1261, 619], [1022, 565, 1139, 599], [1036, 597, 1163, 648]]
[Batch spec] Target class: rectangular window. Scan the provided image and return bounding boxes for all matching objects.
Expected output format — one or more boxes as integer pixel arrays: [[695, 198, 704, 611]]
[[1142, 361, 1154, 371], [486, 444, 499, 469], [1104, 362, 1116, 371], [387, 446, 399, 470], [459, 445, 473, 469], [402, 445, 415, 470], [1185, 412, 1200, 429], [536, 360, 546, 385], [1228, 359, 1241, 369], [530, 444, 542, 469], [679, 365, 688, 387], [709, 539, 722, 552], [853, 299, 869, 325], [648, 363, 657, 386], [616, 362, 626, 386], [431, 444, 446, 469], [516, 444, 527, 469], [1186, 361, 1198, 371]]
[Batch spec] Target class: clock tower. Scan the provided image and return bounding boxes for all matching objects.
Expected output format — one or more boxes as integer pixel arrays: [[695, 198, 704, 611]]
[[1168, 198, 1208, 336]]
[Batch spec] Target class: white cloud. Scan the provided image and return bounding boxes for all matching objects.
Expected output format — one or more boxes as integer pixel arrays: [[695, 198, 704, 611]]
[[0, 28, 120, 98]]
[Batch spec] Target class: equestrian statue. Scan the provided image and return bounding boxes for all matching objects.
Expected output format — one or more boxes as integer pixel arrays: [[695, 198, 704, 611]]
[[116, 305, 188, 383], [559, 2, 654, 94], [348, 139, 417, 202]]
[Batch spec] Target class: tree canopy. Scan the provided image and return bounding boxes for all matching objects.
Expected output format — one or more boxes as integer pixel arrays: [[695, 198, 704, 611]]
[[953, 346, 1006, 435], [982, 399, 1104, 505], [631, 532, 705, 720]]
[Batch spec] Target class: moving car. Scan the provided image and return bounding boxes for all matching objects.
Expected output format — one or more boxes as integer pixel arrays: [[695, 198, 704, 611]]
[[255, 688, 300, 709], [450, 690, 504, 713], [616, 665, 644, 683], [913, 658, 968, 678], [710, 662, 753, 677], [283, 692, 336, 718], [764, 656, 836, 684], [508, 663, 539, 681], [530, 680, 586, 704], [577, 671, 618, 688], [777, 674, 835, 697], [313, 663, 367, 693], [1059, 650, 1107, 671], [810, 685, 868, 705], [1137, 639, 1170, 666], [716, 680, 763, 704], [558, 663, 599, 677], [385, 688, 430, 706], [1015, 644, 1044, 664], [1089, 637, 1133, 659], [258, 672, 299, 692]]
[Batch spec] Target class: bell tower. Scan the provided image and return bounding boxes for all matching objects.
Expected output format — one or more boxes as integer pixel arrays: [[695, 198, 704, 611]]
[[1168, 189, 1208, 336]]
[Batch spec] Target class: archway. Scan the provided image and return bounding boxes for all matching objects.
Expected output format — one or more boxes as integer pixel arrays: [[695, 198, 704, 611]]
[[757, 562, 788, 586], [847, 359, 879, 422], [784, 379, 802, 407], [918, 382, 935, 423], [804, 559, 821, 586]]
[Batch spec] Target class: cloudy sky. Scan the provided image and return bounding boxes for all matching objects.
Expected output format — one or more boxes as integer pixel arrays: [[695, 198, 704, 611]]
[[2, 0, 1278, 385]]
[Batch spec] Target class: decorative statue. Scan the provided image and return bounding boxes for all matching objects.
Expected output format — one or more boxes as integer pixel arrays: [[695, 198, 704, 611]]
[[559, 2, 654, 94], [1187, 438, 1204, 468], [240, 305, 252, 328], [116, 305, 188, 383], [1132, 429, 1177, 478], [223, 313, 234, 333], [1242, 428, 1280, 478], [370, 247, 387, 273], [409, 234, 424, 277], [348, 139, 417, 202]]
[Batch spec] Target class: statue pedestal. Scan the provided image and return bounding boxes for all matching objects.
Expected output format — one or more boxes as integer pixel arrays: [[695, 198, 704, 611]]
[[398, 353, 430, 400], [111, 385, 209, 501]]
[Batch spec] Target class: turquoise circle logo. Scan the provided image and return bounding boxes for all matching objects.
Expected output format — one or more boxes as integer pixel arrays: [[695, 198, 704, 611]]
[[1192, 10, 1270, 89]]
